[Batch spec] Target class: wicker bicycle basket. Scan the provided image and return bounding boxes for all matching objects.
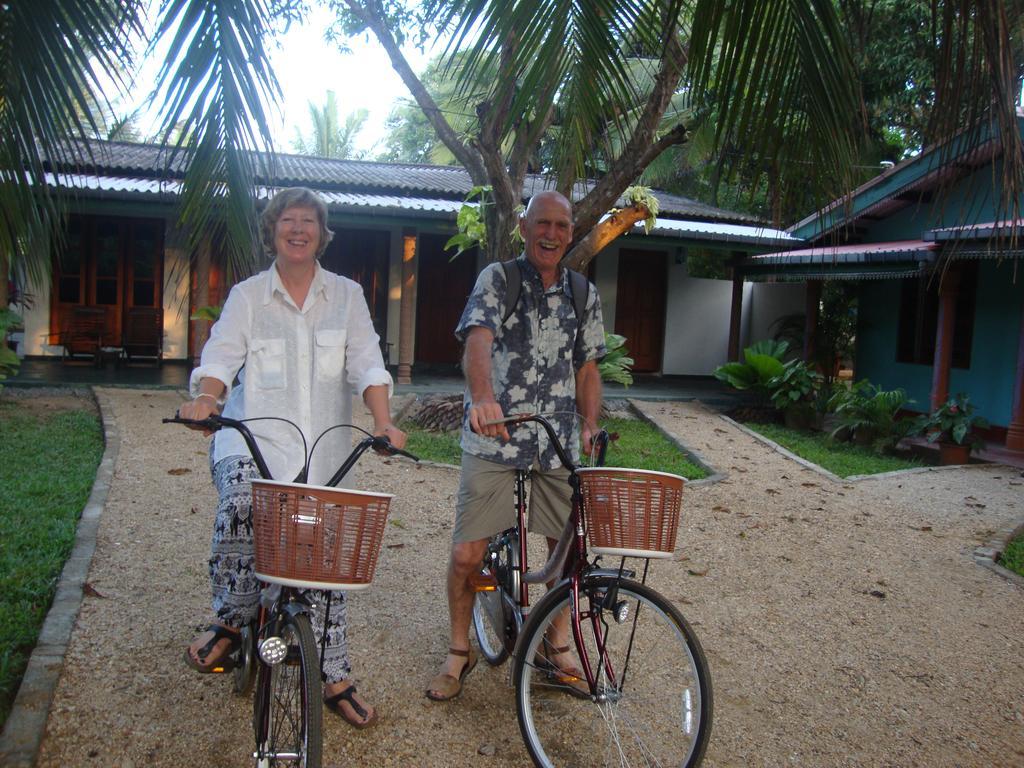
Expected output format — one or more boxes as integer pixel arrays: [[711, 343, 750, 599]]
[[576, 467, 684, 559], [250, 480, 393, 591]]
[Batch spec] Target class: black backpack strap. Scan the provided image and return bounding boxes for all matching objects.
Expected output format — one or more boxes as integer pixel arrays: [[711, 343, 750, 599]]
[[567, 268, 589, 322], [500, 259, 522, 326], [501, 259, 590, 349]]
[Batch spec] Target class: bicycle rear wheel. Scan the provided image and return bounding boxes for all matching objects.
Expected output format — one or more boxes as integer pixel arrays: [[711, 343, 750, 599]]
[[473, 529, 520, 665], [253, 611, 323, 768], [514, 576, 712, 768]]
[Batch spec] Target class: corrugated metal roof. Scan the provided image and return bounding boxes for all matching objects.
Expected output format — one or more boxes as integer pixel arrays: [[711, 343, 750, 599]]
[[747, 240, 937, 264], [49, 172, 793, 246], [742, 239, 937, 281], [638, 217, 799, 246], [49, 138, 761, 225], [924, 218, 1024, 241]]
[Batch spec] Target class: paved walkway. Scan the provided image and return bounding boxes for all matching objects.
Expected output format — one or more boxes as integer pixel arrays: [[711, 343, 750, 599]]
[[2, 389, 1023, 767]]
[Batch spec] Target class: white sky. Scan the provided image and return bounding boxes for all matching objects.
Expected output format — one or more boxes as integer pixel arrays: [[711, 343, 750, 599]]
[[125, 4, 434, 157], [266, 6, 434, 156]]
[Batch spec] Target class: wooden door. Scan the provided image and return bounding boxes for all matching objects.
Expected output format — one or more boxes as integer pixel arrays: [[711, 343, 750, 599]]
[[51, 215, 164, 348], [614, 249, 667, 372], [415, 234, 478, 364], [321, 228, 390, 338]]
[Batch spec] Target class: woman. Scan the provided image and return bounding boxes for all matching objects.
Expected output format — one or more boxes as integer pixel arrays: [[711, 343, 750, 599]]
[[179, 187, 404, 729]]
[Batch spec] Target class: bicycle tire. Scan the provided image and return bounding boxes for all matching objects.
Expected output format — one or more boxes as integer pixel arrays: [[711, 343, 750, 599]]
[[253, 611, 323, 768], [514, 575, 712, 768], [472, 529, 520, 666], [233, 621, 258, 696]]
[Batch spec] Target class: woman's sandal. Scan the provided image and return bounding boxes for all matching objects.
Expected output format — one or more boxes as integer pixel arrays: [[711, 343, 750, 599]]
[[324, 683, 378, 730], [425, 647, 478, 702], [184, 624, 241, 673], [533, 639, 590, 699]]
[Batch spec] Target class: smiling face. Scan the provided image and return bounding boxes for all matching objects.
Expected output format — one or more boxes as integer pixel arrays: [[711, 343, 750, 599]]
[[273, 205, 321, 266], [519, 192, 574, 285]]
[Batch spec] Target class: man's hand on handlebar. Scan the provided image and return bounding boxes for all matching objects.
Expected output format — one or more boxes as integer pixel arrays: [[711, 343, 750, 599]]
[[469, 399, 510, 441]]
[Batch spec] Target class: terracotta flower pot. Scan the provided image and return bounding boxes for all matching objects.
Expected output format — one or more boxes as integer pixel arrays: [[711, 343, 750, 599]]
[[938, 441, 971, 466]]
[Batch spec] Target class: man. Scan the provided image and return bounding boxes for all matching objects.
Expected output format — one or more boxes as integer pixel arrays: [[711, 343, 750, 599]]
[[426, 190, 605, 701]]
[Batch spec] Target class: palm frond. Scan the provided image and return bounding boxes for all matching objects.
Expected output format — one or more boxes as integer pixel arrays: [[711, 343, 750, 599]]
[[151, 0, 281, 277], [0, 0, 142, 290]]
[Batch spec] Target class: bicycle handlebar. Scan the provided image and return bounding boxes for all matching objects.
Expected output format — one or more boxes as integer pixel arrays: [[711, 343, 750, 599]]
[[163, 414, 418, 485], [483, 413, 609, 472]]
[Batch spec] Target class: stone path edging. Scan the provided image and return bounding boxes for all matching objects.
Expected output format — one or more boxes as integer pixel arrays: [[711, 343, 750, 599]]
[[0, 388, 118, 768], [627, 399, 726, 487], [722, 411, 1024, 589], [974, 517, 1024, 589]]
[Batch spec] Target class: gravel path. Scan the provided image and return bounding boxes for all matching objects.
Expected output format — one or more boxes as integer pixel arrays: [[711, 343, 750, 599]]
[[34, 389, 1024, 768]]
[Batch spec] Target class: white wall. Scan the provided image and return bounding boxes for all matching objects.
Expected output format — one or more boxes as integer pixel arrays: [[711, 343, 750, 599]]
[[662, 273, 753, 375], [747, 282, 805, 348], [23, 277, 55, 357], [162, 235, 190, 360]]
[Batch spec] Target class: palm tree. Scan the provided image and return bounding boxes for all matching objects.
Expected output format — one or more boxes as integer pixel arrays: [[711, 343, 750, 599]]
[[292, 91, 369, 159], [0, 0, 284, 307]]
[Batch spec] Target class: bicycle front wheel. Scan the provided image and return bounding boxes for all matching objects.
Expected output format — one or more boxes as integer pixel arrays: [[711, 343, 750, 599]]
[[253, 611, 323, 768], [514, 576, 712, 768]]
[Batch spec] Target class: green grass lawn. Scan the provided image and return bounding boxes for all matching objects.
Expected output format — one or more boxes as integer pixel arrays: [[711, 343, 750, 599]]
[[0, 401, 103, 727], [401, 416, 708, 480], [742, 422, 926, 478], [1001, 532, 1024, 578]]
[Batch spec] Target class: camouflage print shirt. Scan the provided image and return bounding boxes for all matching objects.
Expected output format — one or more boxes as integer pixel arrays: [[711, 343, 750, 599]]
[[455, 255, 606, 470]]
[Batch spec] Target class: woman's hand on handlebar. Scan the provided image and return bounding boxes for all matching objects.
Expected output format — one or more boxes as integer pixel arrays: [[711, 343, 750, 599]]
[[374, 423, 407, 452], [178, 396, 220, 435]]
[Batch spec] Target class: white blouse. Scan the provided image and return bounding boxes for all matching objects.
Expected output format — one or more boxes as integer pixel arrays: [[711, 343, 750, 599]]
[[189, 262, 392, 486]]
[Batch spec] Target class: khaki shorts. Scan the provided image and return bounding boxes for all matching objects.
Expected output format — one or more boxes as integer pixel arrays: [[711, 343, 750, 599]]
[[453, 453, 572, 543]]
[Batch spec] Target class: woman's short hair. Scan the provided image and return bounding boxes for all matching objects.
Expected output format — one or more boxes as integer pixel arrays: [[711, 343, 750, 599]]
[[260, 187, 334, 259]]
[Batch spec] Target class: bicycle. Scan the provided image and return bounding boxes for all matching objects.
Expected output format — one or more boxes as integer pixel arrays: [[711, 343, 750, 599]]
[[165, 413, 417, 768], [471, 413, 713, 768]]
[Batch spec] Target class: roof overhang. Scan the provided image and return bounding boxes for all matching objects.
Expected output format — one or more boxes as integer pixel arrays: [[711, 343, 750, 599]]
[[741, 240, 938, 281]]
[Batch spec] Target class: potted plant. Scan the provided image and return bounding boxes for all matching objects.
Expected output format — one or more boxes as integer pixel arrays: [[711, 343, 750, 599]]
[[916, 392, 989, 465], [767, 359, 823, 430]]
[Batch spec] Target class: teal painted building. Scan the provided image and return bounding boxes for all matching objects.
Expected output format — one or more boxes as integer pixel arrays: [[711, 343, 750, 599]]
[[741, 120, 1024, 451]]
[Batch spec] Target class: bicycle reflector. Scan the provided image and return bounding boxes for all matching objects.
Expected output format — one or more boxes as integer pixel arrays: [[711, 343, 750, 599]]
[[259, 636, 288, 665]]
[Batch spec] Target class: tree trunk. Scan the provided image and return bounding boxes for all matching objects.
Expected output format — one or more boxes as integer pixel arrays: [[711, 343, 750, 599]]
[[0, 252, 8, 308]]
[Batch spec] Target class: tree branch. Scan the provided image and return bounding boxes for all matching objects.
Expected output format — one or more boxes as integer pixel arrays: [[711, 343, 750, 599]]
[[563, 204, 651, 272], [343, 0, 487, 183], [573, 24, 688, 235]]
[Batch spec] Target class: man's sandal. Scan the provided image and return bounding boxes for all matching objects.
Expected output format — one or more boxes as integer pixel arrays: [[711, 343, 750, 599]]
[[425, 647, 478, 702], [324, 683, 378, 730], [184, 624, 241, 673], [534, 640, 590, 699]]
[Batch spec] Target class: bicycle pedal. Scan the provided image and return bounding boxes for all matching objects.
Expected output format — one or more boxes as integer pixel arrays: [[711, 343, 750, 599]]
[[470, 571, 499, 591]]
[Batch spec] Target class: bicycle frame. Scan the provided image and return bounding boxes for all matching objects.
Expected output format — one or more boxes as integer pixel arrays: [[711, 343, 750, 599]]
[[485, 413, 628, 695]]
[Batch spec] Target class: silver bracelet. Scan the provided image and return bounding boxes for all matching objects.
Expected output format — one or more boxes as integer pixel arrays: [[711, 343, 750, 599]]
[[194, 393, 218, 403]]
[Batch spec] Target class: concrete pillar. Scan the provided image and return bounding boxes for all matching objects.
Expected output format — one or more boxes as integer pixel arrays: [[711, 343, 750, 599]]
[[191, 238, 212, 360], [727, 254, 744, 362], [1006, 291, 1024, 451], [803, 279, 822, 364], [397, 228, 417, 385], [929, 266, 960, 412]]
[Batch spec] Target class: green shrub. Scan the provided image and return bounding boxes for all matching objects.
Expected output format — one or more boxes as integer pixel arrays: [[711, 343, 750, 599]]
[[713, 339, 789, 397], [828, 380, 916, 453]]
